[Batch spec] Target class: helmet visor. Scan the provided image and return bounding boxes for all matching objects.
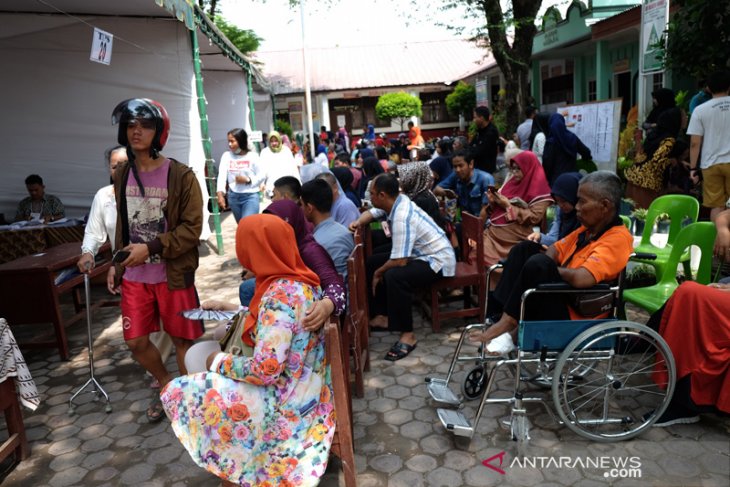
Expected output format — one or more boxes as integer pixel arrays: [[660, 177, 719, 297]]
[[111, 98, 159, 126]]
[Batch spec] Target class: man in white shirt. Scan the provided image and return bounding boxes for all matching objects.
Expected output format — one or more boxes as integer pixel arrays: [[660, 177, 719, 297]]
[[350, 174, 455, 361], [687, 70, 730, 221]]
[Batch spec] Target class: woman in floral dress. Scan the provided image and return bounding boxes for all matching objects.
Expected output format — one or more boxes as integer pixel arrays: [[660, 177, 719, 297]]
[[161, 214, 335, 486]]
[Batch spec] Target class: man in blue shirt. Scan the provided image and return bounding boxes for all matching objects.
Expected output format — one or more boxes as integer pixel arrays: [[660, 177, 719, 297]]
[[434, 149, 494, 220], [301, 179, 354, 277], [315, 172, 361, 228]]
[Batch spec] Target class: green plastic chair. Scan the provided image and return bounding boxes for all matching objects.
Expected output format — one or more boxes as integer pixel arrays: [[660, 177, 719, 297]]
[[623, 221, 716, 315], [631, 195, 700, 279]]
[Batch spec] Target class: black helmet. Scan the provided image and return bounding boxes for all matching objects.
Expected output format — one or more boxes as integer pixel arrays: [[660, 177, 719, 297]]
[[111, 98, 170, 152]]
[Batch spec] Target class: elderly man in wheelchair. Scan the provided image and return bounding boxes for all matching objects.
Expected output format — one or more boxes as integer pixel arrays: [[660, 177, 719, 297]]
[[427, 171, 678, 442]]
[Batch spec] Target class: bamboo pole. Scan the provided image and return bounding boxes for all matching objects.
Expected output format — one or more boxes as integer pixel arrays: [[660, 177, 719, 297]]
[[190, 28, 224, 255]]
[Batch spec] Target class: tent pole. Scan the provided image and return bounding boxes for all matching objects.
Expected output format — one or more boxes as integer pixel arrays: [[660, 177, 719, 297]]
[[190, 28, 224, 255], [247, 72, 260, 153]]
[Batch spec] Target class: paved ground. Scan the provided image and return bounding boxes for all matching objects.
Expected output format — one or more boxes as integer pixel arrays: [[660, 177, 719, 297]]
[[2, 213, 729, 487]]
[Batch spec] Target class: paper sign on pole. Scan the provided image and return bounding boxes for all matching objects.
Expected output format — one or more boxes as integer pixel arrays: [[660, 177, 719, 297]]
[[249, 130, 263, 143], [640, 0, 668, 73], [90, 28, 113, 65]]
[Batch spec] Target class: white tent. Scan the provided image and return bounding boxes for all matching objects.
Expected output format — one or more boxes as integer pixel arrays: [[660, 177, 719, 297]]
[[0, 0, 271, 243]]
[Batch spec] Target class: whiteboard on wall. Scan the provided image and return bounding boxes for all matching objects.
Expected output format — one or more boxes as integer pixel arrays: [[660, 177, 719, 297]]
[[557, 99, 623, 172]]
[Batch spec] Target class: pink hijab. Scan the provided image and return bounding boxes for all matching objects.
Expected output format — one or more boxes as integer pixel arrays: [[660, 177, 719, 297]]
[[491, 151, 553, 223]]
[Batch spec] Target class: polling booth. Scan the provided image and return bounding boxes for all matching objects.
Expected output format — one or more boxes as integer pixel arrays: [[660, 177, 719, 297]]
[[0, 0, 271, 246]]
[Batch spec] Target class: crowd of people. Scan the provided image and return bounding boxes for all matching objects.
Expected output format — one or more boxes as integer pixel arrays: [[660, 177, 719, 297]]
[[59, 69, 730, 484]]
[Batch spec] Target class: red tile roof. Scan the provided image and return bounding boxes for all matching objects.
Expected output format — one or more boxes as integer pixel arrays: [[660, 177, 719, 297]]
[[253, 39, 496, 95]]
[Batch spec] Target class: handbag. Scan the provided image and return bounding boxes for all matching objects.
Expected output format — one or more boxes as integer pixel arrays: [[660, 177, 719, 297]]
[[218, 312, 254, 357], [570, 292, 615, 317]]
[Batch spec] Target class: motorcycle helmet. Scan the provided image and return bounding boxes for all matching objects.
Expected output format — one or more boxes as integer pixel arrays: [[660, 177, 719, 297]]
[[111, 98, 170, 154]]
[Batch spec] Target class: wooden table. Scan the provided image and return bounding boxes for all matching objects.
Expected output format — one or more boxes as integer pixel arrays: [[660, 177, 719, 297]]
[[0, 242, 114, 360], [0, 224, 85, 264]]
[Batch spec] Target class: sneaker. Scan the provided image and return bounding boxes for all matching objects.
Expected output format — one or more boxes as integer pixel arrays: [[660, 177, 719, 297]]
[[646, 407, 700, 427]]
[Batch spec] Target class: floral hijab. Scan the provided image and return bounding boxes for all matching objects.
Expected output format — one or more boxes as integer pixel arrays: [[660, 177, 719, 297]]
[[235, 214, 319, 346]]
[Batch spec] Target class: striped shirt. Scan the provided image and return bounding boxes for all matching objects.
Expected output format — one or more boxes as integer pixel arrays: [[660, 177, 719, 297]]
[[369, 194, 455, 276]]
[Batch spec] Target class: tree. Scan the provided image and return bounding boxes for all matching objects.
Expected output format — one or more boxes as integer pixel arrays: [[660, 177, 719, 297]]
[[445, 81, 476, 118], [197, 1, 262, 56], [443, 0, 543, 135], [215, 17, 262, 55], [375, 92, 423, 131], [663, 0, 730, 78]]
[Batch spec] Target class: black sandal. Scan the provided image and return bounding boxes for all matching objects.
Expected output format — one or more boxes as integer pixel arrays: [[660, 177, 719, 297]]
[[384, 341, 416, 361]]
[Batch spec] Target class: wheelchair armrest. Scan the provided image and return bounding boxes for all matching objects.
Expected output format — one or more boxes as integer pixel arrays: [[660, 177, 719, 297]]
[[631, 252, 657, 260]]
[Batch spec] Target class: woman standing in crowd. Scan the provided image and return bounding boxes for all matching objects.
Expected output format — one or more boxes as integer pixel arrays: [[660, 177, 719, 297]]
[[262, 131, 300, 199], [625, 107, 684, 208], [483, 151, 553, 267], [161, 214, 335, 486], [216, 128, 263, 223], [529, 112, 551, 164], [542, 113, 592, 185]]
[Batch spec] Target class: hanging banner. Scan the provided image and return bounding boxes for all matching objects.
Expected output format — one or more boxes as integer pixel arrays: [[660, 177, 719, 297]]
[[90, 27, 113, 65], [640, 0, 668, 73], [475, 79, 488, 107]]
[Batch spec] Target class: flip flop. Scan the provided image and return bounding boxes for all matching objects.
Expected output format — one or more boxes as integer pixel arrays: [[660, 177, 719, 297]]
[[146, 396, 166, 423], [384, 341, 416, 361]]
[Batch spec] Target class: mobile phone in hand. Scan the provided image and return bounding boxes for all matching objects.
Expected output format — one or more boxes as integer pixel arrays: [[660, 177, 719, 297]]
[[112, 250, 131, 264], [487, 185, 497, 193]]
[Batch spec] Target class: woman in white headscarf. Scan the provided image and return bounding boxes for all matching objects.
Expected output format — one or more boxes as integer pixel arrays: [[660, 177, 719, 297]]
[[262, 131, 300, 198]]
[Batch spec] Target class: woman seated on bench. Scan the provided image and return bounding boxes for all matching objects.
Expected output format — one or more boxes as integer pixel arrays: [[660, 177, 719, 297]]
[[469, 171, 634, 354]]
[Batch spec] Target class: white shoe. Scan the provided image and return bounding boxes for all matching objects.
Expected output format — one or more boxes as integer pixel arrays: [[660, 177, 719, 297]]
[[486, 332, 515, 356]]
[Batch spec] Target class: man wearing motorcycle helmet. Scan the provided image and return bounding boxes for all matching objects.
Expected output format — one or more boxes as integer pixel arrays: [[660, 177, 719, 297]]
[[110, 98, 204, 422]]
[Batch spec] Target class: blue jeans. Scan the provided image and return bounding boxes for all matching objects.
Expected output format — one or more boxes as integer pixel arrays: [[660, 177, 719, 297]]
[[239, 277, 256, 306], [228, 191, 260, 223]]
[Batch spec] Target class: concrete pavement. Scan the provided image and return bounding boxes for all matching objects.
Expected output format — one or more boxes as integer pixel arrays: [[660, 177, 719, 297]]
[[1, 213, 729, 487]]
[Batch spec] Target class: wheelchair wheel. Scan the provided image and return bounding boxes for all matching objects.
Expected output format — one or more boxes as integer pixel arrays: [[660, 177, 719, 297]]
[[461, 365, 488, 401], [551, 321, 675, 442]]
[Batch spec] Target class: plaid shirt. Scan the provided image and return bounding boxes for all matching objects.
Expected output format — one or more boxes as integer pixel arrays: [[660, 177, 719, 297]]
[[15, 194, 65, 221], [370, 194, 455, 276]]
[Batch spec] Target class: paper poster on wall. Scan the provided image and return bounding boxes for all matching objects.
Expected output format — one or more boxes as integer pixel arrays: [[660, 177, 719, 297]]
[[475, 79, 488, 108], [249, 130, 263, 143], [336, 115, 346, 129], [557, 99, 623, 171], [90, 28, 113, 65]]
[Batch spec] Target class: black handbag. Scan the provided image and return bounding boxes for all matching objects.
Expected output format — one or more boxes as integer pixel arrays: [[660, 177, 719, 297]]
[[570, 292, 615, 317]]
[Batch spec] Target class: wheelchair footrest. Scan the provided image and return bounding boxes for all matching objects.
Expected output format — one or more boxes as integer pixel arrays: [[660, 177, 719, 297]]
[[437, 408, 474, 437], [426, 379, 461, 407]]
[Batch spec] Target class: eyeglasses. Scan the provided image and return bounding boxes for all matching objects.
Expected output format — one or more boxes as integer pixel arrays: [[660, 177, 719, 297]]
[[127, 118, 156, 130], [509, 165, 522, 173]]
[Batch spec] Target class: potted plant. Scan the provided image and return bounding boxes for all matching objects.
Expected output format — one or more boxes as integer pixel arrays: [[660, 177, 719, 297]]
[[620, 197, 636, 217], [656, 212, 671, 233], [625, 263, 656, 289], [630, 207, 648, 236]]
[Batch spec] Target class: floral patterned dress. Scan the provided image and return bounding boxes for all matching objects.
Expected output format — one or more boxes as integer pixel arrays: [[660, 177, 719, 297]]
[[161, 278, 335, 486]]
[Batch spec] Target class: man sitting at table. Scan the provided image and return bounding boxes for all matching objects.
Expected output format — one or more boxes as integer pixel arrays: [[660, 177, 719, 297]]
[[14, 174, 65, 223]]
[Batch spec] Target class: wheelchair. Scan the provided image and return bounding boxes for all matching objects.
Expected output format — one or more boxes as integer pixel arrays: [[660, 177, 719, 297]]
[[425, 260, 676, 443]]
